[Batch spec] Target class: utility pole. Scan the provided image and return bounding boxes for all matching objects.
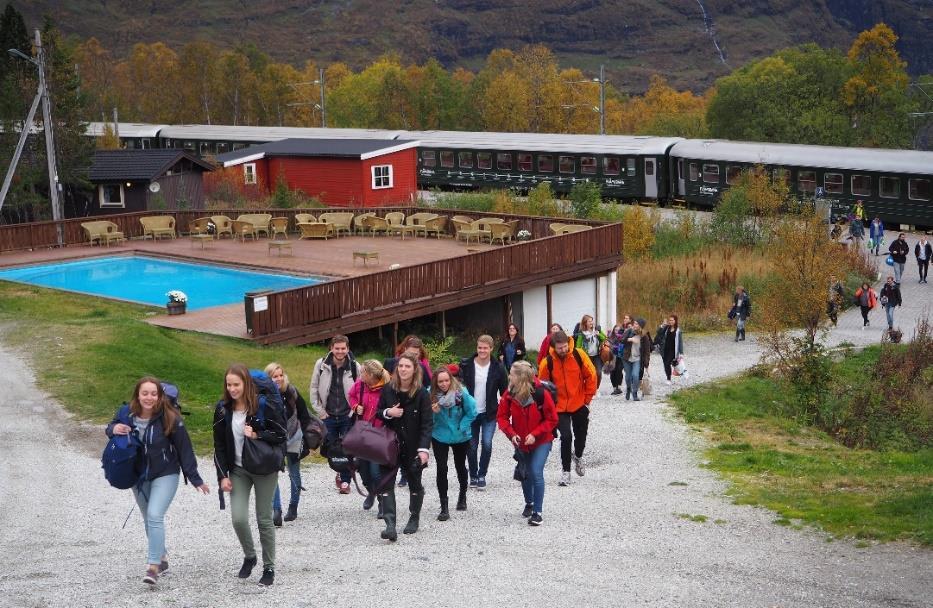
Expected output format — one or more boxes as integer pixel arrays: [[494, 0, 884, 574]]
[[598, 64, 606, 135], [37, 29, 63, 244], [318, 67, 326, 128]]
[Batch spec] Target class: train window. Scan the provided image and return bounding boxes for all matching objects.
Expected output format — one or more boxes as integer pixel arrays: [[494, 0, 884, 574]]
[[199, 142, 213, 155], [726, 165, 742, 185], [183, 141, 195, 151], [422, 151, 436, 168], [477, 153, 492, 169], [824, 173, 843, 194], [124, 140, 136, 149], [232, 143, 246, 151], [244, 163, 257, 185], [626, 158, 636, 176], [797, 171, 816, 193], [603, 157, 620, 175], [880, 176, 900, 199], [689, 163, 698, 181], [851, 174, 871, 196], [581, 157, 597, 174], [559, 156, 574, 173], [702, 164, 719, 183], [140, 138, 151, 149], [538, 155, 553, 172], [439, 151, 454, 168], [518, 153, 533, 171], [909, 178, 930, 201], [497, 153, 513, 171], [216, 142, 229, 154], [645, 160, 655, 176], [458, 152, 473, 168]]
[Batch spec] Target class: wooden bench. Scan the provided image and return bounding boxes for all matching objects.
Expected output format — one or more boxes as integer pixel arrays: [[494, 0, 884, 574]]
[[268, 241, 293, 256], [352, 251, 380, 266], [139, 216, 176, 239], [81, 221, 124, 246]]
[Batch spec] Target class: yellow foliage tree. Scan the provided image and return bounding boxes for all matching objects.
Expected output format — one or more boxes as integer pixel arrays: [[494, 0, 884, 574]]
[[622, 205, 657, 261], [96, 123, 120, 149]]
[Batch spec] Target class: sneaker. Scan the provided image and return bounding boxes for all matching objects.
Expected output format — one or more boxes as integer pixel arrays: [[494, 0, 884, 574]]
[[158, 559, 169, 574], [665, 380, 672, 386], [142, 568, 158, 585], [339, 482, 351, 494], [258, 568, 275, 586], [522, 503, 533, 518], [469, 478, 478, 489], [238, 556, 258, 579], [559, 471, 571, 486], [476, 477, 487, 490], [573, 455, 585, 477], [528, 513, 543, 526]]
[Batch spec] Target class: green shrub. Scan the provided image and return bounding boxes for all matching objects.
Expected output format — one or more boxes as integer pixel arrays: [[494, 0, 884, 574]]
[[569, 181, 601, 219], [434, 191, 496, 212]]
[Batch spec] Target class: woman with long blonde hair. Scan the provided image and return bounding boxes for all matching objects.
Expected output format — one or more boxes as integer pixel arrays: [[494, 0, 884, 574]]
[[265, 362, 312, 526]]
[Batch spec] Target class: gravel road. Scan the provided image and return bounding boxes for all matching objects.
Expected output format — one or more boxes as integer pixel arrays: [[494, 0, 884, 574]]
[[1, 238, 930, 607]]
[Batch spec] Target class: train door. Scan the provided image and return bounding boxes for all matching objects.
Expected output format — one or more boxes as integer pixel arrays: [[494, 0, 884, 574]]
[[644, 158, 657, 198], [677, 158, 685, 197]]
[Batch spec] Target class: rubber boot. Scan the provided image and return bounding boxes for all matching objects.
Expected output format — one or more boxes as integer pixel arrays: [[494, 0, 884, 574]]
[[283, 504, 298, 522], [272, 508, 283, 527], [377, 495, 384, 520], [380, 493, 397, 542], [735, 328, 740, 342], [740, 329, 746, 341], [403, 493, 424, 534], [456, 489, 467, 511], [362, 486, 376, 510], [437, 497, 450, 521]]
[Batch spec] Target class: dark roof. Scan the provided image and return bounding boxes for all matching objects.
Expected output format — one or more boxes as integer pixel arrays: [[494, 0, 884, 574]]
[[216, 138, 419, 166], [89, 149, 214, 182]]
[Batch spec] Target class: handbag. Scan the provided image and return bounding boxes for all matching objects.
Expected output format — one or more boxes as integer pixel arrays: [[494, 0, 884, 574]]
[[727, 305, 737, 320], [512, 448, 528, 482], [341, 419, 399, 466], [673, 355, 687, 377], [640, 375, 652, 396], [242, 436, 285, 476]]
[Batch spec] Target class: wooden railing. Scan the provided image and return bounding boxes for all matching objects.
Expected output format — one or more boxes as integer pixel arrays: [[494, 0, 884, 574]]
[[246, 223, 623, 345]]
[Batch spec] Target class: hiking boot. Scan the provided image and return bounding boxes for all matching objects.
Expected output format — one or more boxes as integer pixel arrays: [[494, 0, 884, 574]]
[[522, 503, 533, 518], [404, 493, 424, 534], [273, 508, 283, 527], [476, 477, 487, 490], [284, 504, 298, 522], [142, 567, 158, 585], [528, 512, 543, 526], [437, 498, 450, 521], [611, 387, 623, 395], [258, 568, 274, 586], [238, 556, 257, 579], [339, 482, 351, 494], [559, 471, 571, 486], [363, 491, 376, 511], [380, 493, 398, 542], [573, 455, 585, 477], [456, 490, 467, 511]]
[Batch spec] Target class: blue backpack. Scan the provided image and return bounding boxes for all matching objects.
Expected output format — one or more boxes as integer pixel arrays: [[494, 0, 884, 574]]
[[102, 404, 143, 489], [249, 369, 285, 420]]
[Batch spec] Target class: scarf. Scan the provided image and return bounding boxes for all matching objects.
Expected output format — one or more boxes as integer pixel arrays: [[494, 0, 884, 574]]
[[437, 389, 459, 409]]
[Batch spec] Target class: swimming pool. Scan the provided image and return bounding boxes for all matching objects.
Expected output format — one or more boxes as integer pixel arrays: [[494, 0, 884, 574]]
[[0, 255, 322, 310]]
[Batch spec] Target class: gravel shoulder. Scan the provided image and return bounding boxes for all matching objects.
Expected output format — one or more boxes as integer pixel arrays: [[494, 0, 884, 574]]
[[1, 240, 931, 607]]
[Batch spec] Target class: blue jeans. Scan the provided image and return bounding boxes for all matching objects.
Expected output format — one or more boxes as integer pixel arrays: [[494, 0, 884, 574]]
[[885, 304, 895, 329], [520, 442, 551, 514], [133, 473, 179, 565], [324, 414, 353, 483], [893, 262, 904, 284], [272, 453, 302, 509], [622, 359, 641, 396], [468, 417, 497, 479], [357, 458, 383, 490]]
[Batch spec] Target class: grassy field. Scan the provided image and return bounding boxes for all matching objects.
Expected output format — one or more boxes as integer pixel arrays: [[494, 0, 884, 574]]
[[669, 349, 933, 546]]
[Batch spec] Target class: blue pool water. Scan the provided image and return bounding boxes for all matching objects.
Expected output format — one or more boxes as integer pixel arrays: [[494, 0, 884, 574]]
[[0, 256, 321, 310]]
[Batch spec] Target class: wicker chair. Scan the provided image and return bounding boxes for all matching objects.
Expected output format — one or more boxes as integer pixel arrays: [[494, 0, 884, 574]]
[[188, 217, 213, 237], [489, 222, 515, 246], [549, 222, 567, 235], [270, 217, 289, 240], [365, 215, 391, 237], [452, 215, 474, 224], [297, 222, 331, 240], [422, 215, 448, 238], [231, 219, 258, 241], [210, 215, 234, 239], [384, 212, 406, 236], [354, 212, 376, 235], [294, 213, 317, 225]]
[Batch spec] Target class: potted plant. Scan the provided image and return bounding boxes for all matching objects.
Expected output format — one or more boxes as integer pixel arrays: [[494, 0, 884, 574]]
[[166, 290, 187, 315], [516, 229, 532, 242]]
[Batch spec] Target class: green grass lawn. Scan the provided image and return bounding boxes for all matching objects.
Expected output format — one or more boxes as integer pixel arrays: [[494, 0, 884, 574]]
[[670, 365, 933, 546]]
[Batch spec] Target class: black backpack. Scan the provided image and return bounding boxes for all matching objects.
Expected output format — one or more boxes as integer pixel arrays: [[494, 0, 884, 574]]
[[531, 382, 559, 438]]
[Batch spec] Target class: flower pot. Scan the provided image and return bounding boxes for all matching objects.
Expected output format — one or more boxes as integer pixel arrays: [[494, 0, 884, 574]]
[[166, 301, 186, 315]]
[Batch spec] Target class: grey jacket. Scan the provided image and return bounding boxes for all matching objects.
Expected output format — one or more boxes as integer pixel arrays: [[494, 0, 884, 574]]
[[309, 352, 361, 417]]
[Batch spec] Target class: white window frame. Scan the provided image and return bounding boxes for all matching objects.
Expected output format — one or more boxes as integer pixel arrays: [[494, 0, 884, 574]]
[[98, 184, 125, 208], [372, 164, 393, 189], [243, 163, 256, 185]]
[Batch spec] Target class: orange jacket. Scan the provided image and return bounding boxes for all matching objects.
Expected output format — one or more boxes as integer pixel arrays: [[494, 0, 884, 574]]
[[537, 347, 598, 413], [854, 287, 877, 309]]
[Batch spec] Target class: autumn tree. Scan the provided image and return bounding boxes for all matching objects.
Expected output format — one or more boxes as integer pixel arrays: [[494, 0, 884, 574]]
[[618, 75, 708, 137], [177, 41, 221, 124]]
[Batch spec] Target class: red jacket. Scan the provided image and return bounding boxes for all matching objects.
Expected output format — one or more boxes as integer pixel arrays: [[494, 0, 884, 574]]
[[854, 286, 877, 309], [497, 384, 558, 453], [346, 379, 385, 427]]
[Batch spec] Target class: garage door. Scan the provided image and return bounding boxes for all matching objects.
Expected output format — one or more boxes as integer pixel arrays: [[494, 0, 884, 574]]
[[551, 278, 596, 332]]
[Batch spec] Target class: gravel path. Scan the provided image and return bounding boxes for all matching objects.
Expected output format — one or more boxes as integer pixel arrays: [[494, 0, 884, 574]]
[[1, 235, 930, 607]]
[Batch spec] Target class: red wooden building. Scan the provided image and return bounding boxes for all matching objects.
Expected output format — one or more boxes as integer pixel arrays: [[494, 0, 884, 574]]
[[214, 138, 419, 207]]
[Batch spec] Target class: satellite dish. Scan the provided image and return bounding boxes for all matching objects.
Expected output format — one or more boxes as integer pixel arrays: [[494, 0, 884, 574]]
[[149, 182, 161, 193]]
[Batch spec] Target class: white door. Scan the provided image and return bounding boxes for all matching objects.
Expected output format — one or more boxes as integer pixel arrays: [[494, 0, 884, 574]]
[[644, 158, 657, 198], [677, 158, 685, 196], [551, 278, 597, 333]]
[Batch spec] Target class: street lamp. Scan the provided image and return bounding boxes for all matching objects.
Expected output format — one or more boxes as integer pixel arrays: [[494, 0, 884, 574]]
[[8, 48, 37, 65]]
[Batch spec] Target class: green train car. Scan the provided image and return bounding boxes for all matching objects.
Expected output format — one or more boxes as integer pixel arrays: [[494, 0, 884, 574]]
[[669, 140, 933, 226]]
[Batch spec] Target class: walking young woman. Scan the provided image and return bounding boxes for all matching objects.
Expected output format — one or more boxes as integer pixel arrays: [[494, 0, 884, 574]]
[[608, 315, 633, 395], [375, 353, 433, 541], [106, 378, 210, 585], [430, 366, 477, 521], [575, 314, 607, 385], [536, 323, 564, 364], [347, 359, 392, 515], [213, 364, 287, 586], [854, 282, 878, 328], [265, 362, 311, 526], [497, 323, 527, 371], [497, 361, 558, 526], [657, 315, 684, 385], [622, 324, 643, 401]]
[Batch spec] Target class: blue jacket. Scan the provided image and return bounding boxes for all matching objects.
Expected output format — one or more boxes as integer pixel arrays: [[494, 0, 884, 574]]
[[431, 388, 477, 445], [869, 220, 885, 239]]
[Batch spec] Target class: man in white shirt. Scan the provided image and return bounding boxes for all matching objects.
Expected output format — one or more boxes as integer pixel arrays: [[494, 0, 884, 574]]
[[457, 335, 507, 490]]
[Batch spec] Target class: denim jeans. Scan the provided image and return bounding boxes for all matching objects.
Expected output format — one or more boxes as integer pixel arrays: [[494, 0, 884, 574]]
[[893, 262, 904, 284], [324, 414, 353, 483], [520, 442, 551, 514], [622, 359, 641, 396], [133, 473, 179, 565], [272, 453, 302, 510], [468, 417, 497, 479], [357, 458, 383, 491], [885, 303, 895, 329]]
